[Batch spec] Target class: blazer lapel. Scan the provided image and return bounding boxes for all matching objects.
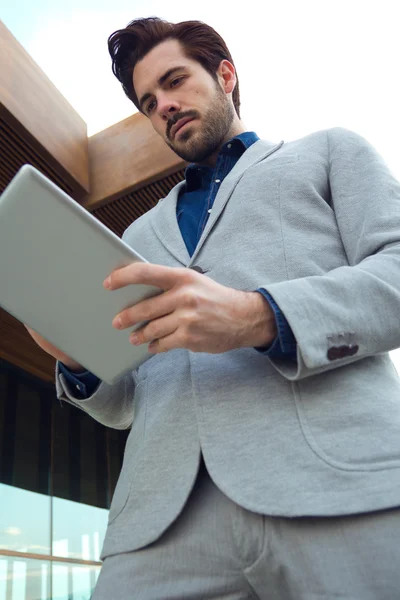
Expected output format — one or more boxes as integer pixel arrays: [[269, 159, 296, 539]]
[[150, 180, 191, 265], [150, 139, 284, 266], [188, 139, 284, 265]]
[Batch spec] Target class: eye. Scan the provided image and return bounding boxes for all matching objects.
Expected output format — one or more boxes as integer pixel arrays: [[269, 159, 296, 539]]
[[170, 77, 184, 87], [146, 100, 156, 114]]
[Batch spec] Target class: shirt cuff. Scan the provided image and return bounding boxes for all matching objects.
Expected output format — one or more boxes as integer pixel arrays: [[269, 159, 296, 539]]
[[58, 362, 101, 399], [254, 289, 297, 359]]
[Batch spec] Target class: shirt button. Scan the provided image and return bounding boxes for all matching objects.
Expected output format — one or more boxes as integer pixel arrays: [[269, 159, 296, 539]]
[[227, 144, 232, 149], [76, 385, 80, 390], [207, 209, 212, 213], [215, 179, 221, 183]]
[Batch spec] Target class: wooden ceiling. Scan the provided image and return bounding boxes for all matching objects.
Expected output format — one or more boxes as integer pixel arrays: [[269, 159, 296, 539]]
[[0, 21, 186, 383]]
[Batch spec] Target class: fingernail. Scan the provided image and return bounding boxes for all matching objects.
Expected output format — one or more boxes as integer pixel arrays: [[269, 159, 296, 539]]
[[130, 334, 139, 345], [113, 317, 122, 329], [103, 277, 111, 289]]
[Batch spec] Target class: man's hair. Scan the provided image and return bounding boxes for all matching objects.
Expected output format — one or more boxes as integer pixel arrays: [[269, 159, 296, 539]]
[[108, 17, 241, 118]]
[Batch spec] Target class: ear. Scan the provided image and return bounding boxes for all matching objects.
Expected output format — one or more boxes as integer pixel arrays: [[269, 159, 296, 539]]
[[217, 59, 236, 95]]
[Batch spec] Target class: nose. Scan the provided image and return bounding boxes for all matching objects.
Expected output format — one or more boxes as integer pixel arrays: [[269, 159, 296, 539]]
[[157, 93, 180, 121]]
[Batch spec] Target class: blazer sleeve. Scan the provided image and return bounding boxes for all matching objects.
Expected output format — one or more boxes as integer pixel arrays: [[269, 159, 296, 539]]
[[261, 127, 400, 380], [55, 361, 135, 429]]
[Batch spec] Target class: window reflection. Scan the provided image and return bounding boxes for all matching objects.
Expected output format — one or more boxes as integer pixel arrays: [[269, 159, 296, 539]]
[[0, 482, 108, 561], [0, 556, 50, 600], [0, 556, 100, 600], [52, 496, 108, 561], [53, 562, 100, 600], [0, 484, 51, 555]]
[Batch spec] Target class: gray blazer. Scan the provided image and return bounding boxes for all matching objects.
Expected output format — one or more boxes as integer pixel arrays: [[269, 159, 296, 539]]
[[56, 127, 400, 559]]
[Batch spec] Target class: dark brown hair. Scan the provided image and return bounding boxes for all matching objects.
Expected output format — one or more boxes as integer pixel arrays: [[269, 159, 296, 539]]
[[108, 17, 241, 117]]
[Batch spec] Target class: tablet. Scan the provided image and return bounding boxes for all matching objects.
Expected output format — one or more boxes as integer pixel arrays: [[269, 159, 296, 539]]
[[0, 164, 161, 384]]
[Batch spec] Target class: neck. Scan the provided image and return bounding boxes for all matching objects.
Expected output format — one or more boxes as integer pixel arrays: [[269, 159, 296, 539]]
[[197, 119, 247, 167]]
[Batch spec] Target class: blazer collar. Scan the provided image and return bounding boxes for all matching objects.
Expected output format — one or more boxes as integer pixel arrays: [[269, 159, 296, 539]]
[[150, 139, 284, 265]]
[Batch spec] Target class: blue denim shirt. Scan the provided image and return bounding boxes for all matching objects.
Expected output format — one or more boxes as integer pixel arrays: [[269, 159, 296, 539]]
[[60, 131, 297, 397]]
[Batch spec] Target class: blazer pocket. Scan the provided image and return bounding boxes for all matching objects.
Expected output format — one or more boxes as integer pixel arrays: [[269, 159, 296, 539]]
[[108, 378, 148, 525], [293, 357, 400, 471]]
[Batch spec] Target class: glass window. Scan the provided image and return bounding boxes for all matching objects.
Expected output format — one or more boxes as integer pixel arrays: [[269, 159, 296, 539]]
[[0, 484, 51, 554], [52, 561, 100, 600], [0, 360, 124, 598], [0, 556, 50, 600], [52, 496, 108, 561]]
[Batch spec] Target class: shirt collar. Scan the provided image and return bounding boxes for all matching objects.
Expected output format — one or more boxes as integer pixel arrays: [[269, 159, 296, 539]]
[[184, 131, 260, 191]]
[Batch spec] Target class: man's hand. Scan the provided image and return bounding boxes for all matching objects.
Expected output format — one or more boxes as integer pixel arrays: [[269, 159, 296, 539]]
[[104, 263, 277, 354]]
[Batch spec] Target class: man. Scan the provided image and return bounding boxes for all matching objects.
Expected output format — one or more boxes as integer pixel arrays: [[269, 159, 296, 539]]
[[27, 16, 400, 599]]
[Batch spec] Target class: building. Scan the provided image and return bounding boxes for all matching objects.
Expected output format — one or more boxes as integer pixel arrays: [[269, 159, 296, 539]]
[[0, 20, 185, 599]]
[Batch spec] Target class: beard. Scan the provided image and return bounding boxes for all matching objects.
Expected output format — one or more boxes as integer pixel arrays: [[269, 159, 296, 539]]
[[165, 83, 235, 163]]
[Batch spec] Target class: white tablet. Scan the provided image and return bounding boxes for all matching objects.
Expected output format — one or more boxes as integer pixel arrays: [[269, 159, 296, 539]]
[[0, 164, 161, 384]]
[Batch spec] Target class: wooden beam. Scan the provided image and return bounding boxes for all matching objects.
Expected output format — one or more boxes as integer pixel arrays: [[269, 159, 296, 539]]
[[84, 112, 186, 211], [0, 21, 89, 196], [0, 308, 56, 383]]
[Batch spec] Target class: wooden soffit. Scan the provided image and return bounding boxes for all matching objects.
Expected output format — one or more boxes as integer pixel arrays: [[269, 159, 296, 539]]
[[84, 112, 187, 211], [0, 20, 89, 199]]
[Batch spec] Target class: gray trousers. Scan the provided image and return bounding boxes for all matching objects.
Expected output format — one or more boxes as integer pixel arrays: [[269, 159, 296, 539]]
[[93, 460, 400, 599]]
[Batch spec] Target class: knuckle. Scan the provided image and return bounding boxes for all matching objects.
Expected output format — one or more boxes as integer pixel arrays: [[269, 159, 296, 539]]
[[180, 288, 199, 309], [179, 317, 199, 345], [137, 306, 151, 323], [185, 331, 202, 352], [180, 269, 196, 285], [180, 311, 195, 329], [146, 323, 159, 341], [120, 308, 134, 328], [179, 329, 191, 347]]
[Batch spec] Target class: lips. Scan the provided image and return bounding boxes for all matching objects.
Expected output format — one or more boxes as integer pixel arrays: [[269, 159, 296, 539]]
[[171, 117, 195, 139]]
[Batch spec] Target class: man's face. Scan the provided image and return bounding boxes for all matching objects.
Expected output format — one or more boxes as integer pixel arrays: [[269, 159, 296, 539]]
[[133, 39, 235, 163]]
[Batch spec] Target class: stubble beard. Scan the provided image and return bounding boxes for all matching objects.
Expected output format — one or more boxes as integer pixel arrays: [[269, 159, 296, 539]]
[[166, 85, 235, 163]]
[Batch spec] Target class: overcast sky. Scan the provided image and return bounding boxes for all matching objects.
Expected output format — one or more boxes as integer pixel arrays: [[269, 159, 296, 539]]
[[2, 0, 400, 370]]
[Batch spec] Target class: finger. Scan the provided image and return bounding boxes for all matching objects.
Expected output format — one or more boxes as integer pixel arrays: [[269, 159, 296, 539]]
[[104, 263, 193, 291], [146, 318, 199, 353], [148, 331, 181, 354], [113, 288, 176, 330], [130, 314, 179, 346]]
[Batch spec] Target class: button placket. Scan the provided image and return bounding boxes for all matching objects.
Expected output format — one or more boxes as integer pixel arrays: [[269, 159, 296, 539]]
[[198, 156, 225, 238]]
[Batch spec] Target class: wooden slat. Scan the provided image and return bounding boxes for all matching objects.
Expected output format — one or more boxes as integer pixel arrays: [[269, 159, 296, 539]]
[[85, 112, 186, 211], [0, 111, 74, 196], [0, 309, 56, 383], [0, 21, 89, 196], [92, 168, 185, 236]]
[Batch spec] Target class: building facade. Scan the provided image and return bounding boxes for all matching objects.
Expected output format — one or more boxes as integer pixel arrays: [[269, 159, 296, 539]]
[[0, 359, 128, 599]]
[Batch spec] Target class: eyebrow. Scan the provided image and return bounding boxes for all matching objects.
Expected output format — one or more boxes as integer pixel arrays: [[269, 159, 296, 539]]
[[138, 66, 187, 112]]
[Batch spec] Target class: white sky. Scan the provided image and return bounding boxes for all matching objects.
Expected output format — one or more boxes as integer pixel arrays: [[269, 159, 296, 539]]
[[2, 0, 400, 371]]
